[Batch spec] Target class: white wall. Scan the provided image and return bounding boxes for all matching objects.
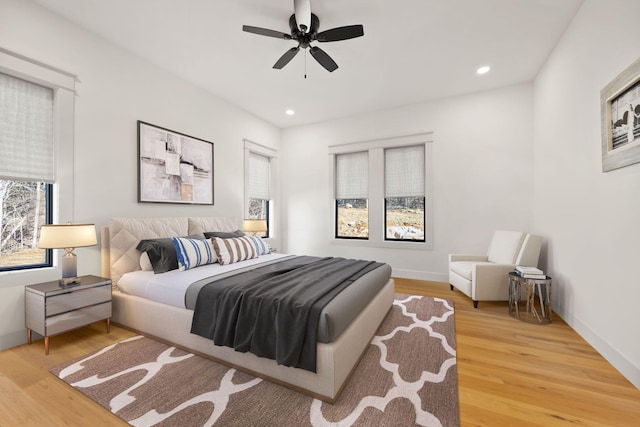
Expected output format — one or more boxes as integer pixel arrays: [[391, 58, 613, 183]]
[[0, 0, 281, 350], [281, 83, 535, 280], [533, 0, 640, 388]]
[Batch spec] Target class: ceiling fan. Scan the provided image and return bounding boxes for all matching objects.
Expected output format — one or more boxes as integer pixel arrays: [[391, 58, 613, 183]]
[[242, 0, 364, 72]]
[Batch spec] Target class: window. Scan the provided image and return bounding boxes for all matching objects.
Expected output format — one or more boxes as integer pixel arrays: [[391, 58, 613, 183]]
[[244, 140, 277, 238], [0, 72, 55, 271], [330, 133, 433, 249], [335, 151, 369, 239], [0, 48, 76, 272], [384, 145, 425, 242], [247, 152, 270, 237]]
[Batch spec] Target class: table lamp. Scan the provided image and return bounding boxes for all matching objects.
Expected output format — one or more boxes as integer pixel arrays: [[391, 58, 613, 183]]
[[242, 219, 267, 236], [39, 223, 97, 286]]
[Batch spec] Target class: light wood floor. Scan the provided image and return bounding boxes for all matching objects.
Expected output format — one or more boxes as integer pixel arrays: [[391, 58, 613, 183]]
[[396, 279, 640, 427], [0, 279, 638, 426]]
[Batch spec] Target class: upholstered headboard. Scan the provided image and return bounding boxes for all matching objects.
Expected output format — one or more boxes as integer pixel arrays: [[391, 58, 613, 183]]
[[101, 216, 238, 287]]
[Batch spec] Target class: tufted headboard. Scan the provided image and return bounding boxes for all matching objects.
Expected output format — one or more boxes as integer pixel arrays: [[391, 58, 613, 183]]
[[101, 216, 238, 287]]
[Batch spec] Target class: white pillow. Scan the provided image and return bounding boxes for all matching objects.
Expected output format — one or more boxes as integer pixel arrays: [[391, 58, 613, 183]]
[[247, 235, 270, 255], [172, 237, 217, 271], [211, 236, 259, 265], [139, 252, 154, 271]]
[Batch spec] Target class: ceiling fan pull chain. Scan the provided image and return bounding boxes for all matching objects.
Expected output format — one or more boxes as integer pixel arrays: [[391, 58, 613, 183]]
[[304, 49, 307, 79]]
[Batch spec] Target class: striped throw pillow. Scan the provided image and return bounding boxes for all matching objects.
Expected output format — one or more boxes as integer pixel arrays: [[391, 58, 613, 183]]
[[211, 236, 259, 265], [172, 237, 217, 271], [247, 235, 270, 255]]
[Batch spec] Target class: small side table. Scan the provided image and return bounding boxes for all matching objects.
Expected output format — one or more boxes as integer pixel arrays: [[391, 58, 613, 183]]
[[25, 275, 112, 354], [508, 272, 552, 324]]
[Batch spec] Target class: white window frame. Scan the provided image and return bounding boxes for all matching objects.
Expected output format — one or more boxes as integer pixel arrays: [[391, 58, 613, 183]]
[[243, 139, 277, 238], [0, 47, 77, 273], [329, 132, 434, 250]]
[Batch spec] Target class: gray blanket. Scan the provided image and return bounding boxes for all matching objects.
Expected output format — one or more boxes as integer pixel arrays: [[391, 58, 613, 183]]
[[190, 256, 383, 372]]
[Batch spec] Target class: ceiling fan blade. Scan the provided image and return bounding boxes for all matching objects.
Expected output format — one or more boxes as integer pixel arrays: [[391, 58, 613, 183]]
[[273, 47, 300, 69], [293, 0, 311, 33], [242, 25, 291, 40], [310, 46, 338, 72], [316, 25, 364, 42]]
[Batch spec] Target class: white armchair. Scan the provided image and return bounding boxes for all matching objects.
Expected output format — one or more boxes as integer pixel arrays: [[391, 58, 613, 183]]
[[449, 230, 542, 308]]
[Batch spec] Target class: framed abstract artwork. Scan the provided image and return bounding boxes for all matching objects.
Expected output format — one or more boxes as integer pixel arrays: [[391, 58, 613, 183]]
[[601, 57, 640, 172], [138, 121, 214, 204]]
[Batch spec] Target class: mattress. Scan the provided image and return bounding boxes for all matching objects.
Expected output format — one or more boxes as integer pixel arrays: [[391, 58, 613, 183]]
[[117, 253, 392, 343], [118, 253, 292, 308]]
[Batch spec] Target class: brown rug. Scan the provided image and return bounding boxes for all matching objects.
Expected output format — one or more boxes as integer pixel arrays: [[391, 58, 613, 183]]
[[51, 294, 459, 426]]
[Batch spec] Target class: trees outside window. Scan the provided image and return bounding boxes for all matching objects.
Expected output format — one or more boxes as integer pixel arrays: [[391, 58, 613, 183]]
[[384, 196, 425, 241], [0, 180, 52, 270], [336, 198, 369, 239]]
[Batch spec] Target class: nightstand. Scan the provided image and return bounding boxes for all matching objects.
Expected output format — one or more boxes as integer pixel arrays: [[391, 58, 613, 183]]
[[25, 275, 112, 354]]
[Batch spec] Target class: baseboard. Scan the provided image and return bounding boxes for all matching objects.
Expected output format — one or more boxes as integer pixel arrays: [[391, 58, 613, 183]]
[[0, 328, 29, 351], [555, 309, 640, 390], [391, 268, 448, 283]]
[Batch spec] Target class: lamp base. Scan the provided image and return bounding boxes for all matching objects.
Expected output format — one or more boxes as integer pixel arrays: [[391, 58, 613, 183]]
[[61, 250, 77, 282], [59, 277, 81, 287]]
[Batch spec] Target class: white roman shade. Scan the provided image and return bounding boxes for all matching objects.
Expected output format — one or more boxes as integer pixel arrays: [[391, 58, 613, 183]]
[[385, 145, 425, 198], [0, 72, 54, 182], [335, 151, 368, 199], [247, 152, 270, 200]]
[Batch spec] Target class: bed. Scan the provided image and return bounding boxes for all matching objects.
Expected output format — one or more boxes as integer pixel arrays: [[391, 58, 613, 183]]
[[101, 216, 394, 402]]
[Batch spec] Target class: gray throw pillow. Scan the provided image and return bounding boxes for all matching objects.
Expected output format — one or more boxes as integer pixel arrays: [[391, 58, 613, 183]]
[[203, 229, 246, 239]]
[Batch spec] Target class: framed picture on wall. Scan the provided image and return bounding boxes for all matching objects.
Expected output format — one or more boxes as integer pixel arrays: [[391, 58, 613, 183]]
[[138, 121, 214, 204], [601, 57, 640, 172]]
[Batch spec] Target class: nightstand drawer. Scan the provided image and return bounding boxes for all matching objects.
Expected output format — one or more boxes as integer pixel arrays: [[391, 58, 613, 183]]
[[46, 285, 111, 316], [46, 302, 112, 336]]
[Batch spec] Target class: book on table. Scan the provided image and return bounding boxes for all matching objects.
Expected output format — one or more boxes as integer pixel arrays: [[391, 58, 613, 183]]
[[514, 265, 546, 279], [516, 272, 547, 279], [515, 266, 543, 274]]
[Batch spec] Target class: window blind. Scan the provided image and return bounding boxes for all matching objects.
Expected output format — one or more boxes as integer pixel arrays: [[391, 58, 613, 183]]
[[247, 152, 270, 200], [385, 145, 425, 197], [0, 72, 54, 183], [336, 151, 368, 199]]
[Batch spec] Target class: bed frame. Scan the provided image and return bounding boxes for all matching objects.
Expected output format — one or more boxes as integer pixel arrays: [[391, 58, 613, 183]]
[[101, 216, 394, 402]]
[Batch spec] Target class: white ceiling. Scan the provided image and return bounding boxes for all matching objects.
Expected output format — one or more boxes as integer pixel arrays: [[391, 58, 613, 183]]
[[31, 0, 583, 128]]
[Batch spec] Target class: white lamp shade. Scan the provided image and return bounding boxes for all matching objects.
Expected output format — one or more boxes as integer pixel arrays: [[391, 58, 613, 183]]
[[242, 219, 267, 233], [38, 223, 97, 249]]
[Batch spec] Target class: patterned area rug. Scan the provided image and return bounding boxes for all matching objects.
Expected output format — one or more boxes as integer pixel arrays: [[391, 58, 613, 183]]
[[51, 294, 459, 426]]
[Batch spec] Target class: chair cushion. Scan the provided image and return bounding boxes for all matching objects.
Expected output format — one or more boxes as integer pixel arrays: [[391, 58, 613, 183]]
[[487, 231, 525, 264], [450, 261, 497, 280], [450, 261, 474, 280]]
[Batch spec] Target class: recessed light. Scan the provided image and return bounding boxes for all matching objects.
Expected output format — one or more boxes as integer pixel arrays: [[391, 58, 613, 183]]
[[476, 66, 491, 75], [285, 109, 295, 115]]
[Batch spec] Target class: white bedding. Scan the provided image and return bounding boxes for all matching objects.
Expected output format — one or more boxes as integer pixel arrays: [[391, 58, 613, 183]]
[[117, 253, 291, 308]]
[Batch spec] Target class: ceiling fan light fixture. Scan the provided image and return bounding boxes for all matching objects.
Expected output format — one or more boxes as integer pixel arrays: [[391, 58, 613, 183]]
[[242, 2, 364, 72], [476, 65, 491, 75], [294, 0, 311, 33]]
